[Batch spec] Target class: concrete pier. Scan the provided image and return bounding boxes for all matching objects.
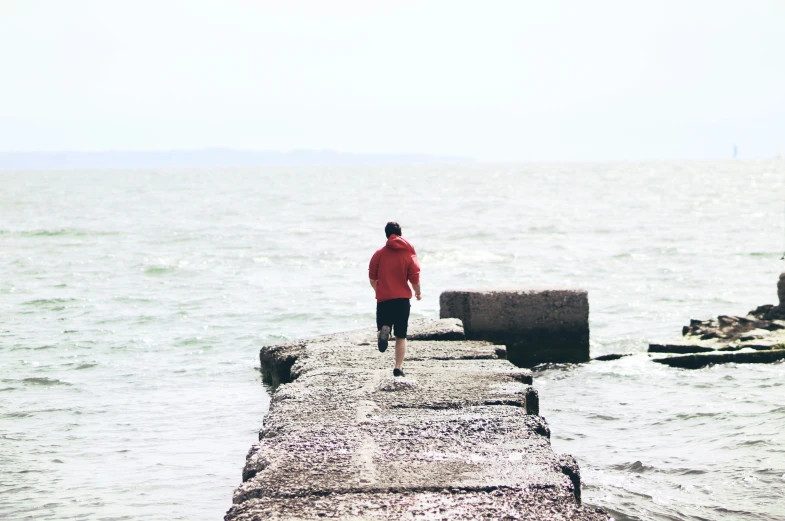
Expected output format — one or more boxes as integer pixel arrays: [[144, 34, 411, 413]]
[[440, 289, 590, 367], [226, 319, 605, 520]]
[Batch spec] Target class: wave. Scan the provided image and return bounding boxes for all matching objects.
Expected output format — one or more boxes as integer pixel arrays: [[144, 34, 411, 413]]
[[3, 411, 33, 418], [14, 228, 118, 237], [20, 377, 71, 386], [22, 298, 78, 307], [144, 265, 177, 276], [611, 460, 658, 473], [587, 413, 621, 421], [737, 439, 770, 447], [419, 249, 510, 267], [9, 344, 58, 351], [674, 411, 722, 420], [673, 468, 708, 476]]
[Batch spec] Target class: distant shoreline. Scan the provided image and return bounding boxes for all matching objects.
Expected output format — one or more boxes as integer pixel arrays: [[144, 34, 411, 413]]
[[0, 149, 474, 170]]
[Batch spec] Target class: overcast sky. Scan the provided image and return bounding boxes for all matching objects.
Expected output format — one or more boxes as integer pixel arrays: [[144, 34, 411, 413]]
[[1, 0, 783, 161]]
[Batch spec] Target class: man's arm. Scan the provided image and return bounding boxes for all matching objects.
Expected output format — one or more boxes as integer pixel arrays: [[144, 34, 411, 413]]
[[408, 254, 421, 301], [369, 251, 380, 294]]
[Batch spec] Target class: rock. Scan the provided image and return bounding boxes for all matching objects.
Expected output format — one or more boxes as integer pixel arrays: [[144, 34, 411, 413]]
[[557, 454, 583, 504], [683, 314, 777, 342], [760, 320, 785, 331], [738, 341, 785, 350], [749, 304, 775, 319], [652, 349, 785, 369], [440, 289, 590, 367], [717, 315, 738, 327], [592, 353, 632, 361], [719, 341, 782, 351], [748, 275, 785, 319], [259, 341, 305, 387], [668, 273, 785, 366], [648, 343, 715, 354]]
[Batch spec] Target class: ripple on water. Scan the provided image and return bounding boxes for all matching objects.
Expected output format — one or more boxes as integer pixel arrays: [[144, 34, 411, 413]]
[[672, 468, 709, 476], [22, 298, 79, 306], [143, 265, 177, 276], [18, 228, 99, 237], [611, 461, 659, 474], [19, 377, 72, 386]]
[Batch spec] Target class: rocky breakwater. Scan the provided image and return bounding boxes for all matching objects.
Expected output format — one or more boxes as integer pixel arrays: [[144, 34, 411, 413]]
[[440, 289, 590, 367], [226, 318, 607, 520], [650, 273, 785, 369]]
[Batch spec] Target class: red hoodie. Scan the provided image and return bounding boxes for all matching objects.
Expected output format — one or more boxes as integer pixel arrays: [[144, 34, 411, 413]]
[[368, 235, 420, 302]]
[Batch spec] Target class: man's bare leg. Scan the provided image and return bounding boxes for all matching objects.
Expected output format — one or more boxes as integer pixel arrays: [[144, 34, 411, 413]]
[[395, 337, 406, 369]]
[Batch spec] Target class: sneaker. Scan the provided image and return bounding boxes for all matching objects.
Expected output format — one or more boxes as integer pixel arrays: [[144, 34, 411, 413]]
[[393, 368, 405, 377], [378, 325, 390, 352]]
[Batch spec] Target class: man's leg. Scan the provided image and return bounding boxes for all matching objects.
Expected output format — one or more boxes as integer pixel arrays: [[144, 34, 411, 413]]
[[377, 301, 390, 352], [394, 337, 406, 369], [393, 298, 411, 373]]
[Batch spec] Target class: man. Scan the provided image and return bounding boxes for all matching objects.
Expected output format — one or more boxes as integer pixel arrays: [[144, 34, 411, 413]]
[[368, 221, 421, 377]]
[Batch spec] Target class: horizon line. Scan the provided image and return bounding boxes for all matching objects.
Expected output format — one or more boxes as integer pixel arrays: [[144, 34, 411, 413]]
[[0, 148, 782, 170]]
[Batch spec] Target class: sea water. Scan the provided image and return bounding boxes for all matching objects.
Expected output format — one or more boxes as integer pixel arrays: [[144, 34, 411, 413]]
[[1, 162, 783, 520]]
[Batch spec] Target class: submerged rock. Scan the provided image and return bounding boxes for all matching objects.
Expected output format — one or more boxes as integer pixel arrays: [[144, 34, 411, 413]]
[[648, 343, 715, 354], [652, 348, 785, 369], [592, 353, 631, 361]]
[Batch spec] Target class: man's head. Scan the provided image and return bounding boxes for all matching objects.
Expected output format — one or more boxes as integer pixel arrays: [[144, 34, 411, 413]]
[[385, 221, 402, 238]]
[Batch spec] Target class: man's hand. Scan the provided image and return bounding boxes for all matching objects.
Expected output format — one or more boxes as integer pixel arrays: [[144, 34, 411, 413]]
[[412, 283, 421, 301], [415, 293, 422, 301]]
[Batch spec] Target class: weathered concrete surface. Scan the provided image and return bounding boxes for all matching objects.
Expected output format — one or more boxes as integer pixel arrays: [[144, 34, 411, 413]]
[[229, 320, 606, 521], [227, 487, 598, 521], [406, 317, 465, 341], [440, 289, 590, 367]]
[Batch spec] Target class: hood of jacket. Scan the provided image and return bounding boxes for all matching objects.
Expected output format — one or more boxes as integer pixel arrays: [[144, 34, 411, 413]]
[[385, 234, 416, 254]]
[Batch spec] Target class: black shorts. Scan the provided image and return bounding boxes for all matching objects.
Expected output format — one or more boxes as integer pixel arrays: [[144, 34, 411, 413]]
[[376, 298, 411, 338]]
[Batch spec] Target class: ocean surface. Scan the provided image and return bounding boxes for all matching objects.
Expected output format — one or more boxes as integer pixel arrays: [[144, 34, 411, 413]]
[[1, 162, 784, 521]]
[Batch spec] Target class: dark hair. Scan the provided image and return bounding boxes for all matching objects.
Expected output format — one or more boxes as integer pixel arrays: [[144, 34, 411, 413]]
[[385, 221, 402, 238]]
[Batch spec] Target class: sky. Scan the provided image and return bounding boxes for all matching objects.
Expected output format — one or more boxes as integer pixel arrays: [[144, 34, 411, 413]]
[[1, 0, 784, 161]]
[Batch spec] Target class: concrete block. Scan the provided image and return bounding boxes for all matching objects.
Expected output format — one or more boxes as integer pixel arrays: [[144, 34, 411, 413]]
[[440, 289, 589, 367]]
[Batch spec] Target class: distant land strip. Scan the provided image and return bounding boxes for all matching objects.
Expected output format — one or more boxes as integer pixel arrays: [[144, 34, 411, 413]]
[[0, 150, 474, 169]]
